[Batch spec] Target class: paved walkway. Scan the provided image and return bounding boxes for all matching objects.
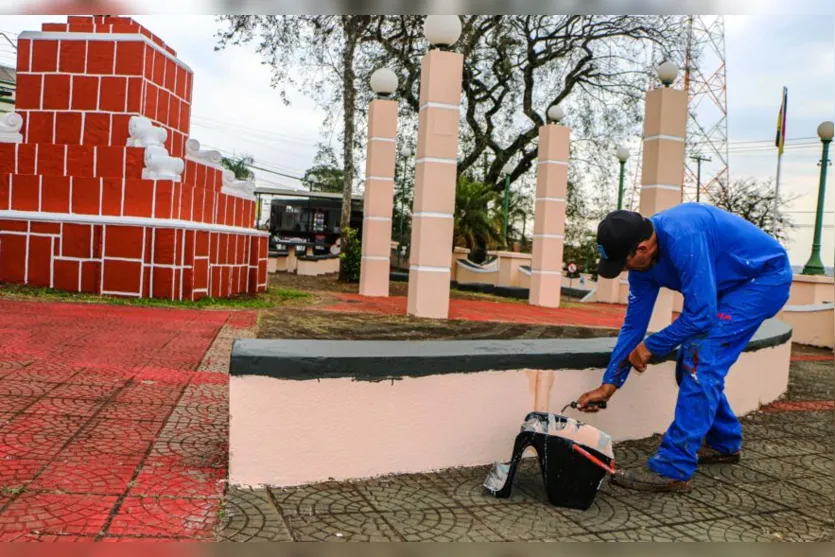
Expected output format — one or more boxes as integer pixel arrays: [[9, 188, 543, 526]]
[[0, 300, 250, 541], [324, 293, 628, 329], [0, 298, 832, 541]]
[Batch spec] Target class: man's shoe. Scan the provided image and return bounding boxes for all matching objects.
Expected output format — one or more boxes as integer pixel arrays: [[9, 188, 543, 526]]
[[610, 464, 692, 493], [697, 446, 741, 465]]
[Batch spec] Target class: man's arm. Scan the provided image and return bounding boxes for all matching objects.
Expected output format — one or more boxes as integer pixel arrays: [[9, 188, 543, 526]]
[[601, 273, 660, 389], [644, 233, 717, 357]]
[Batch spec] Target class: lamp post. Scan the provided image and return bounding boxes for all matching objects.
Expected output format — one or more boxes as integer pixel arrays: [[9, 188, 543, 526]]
[[616, 146, 630, 210], [657, 61, 678, 88], [801, 120, 833, 275], [396, 144, 412, 270], [501, 161, 514, 248]]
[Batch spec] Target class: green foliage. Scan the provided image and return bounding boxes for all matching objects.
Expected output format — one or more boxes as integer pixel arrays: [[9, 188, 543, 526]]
[[339, 227, 363, 283], [221, 154, 255, 181], [453, 175, 503, 252], [303, 164, 344, 193]]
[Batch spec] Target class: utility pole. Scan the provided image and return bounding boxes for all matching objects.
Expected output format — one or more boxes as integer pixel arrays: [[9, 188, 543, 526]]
[[690, 154, 711, 202]]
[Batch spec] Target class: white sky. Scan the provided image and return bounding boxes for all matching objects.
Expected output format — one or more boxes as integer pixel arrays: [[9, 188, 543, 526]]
[[0, 14, 833, 267]]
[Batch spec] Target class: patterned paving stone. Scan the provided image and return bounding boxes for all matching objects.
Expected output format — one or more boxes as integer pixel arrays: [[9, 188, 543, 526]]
[[597, 527, 692, 542], [741, 456, 823, 480], [0, 396, 37, 414], [29, 459, 138, 496], [430, 465, 543, 507], [0, 459, 43, 489], [468, 504, 590, 540], [270, 483, 374, 516], [25, 398, 103, 417], [0, 492, 117, 536], [608, 486, 728, 526], [129, 464, 225, 499], [0, 432, 71, 460], [697, 461, 780, 484], [740, 510, 833, 542], [742, 438, 829, 458], [385, 508, 505, 541], [218, 487, 292, 542], [556, 491, 661, 534], [3, 413, 89, 437], [672, 517, 783, 542], [684, 477, 787, 515], [737, 481, 833, 509], [797, 453, 834, 475], [794, 504, 834, 526], [357, 477, 462, 513], [105, 496, 220, 539], [112, 384, 185, 406], [0, 380, 58, 398], [787, 475, 835, 496], [285, 512, 402, 542], [95, 402, 174, 422], [46, 383, 121, 401], [149, 424, 228, 469]]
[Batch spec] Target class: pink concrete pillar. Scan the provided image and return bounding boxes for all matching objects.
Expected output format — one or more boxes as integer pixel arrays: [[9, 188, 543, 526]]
[[639, 74, 687, 331], [529, 121, 569, 308], [359, 98, 398, 297], [406, 49, 464, 319]]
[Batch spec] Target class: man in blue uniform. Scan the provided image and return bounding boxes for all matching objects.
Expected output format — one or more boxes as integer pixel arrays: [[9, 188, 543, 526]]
[[577, 203, 792, 492]]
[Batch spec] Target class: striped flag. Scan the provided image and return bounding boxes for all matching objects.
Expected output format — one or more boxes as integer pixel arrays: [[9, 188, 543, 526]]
[[775, 86, 788, 155]]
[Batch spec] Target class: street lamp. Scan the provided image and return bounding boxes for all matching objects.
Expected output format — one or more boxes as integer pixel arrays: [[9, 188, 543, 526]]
[[501, 161, 514, 248], [547, 105, 565, 124], [801, 120, 833, 275], [396, 144, 412, 269], [657, 61, 678, 88], [370, 68, 398, 98], [424, 15, 462, 48], [616, 146, 630, 210]]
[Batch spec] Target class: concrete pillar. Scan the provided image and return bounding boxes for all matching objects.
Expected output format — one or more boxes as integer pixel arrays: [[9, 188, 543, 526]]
[[529, 123, 569, 308], [359, 99, 398, 297], [639, 85, 687, 331], [406, 49, 464, 319]]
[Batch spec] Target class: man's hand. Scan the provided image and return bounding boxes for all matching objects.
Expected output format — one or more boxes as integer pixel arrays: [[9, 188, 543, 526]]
[[576, 384, 617, 413], [628, 341, 653, 373]]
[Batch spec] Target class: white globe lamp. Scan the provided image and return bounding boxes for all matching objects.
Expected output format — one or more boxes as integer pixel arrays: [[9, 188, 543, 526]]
[[370, 68, 398, 97], [424, 15, 462, 47]]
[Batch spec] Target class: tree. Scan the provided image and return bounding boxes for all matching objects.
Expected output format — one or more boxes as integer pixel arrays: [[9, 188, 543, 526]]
[[369, 16, 686, 190], [706, 177, 797, 243], [302, 165, 344, 193], [216, 15, 374, 281], [453, 175, 502, 253], [221, 154, 255, 181]]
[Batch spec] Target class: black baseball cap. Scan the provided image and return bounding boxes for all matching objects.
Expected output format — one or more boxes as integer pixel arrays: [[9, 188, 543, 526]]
[[596, 210, 654, 279]]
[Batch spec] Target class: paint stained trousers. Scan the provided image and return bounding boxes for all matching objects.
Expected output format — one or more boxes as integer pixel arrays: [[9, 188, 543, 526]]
[[647, 275, 792, 481]]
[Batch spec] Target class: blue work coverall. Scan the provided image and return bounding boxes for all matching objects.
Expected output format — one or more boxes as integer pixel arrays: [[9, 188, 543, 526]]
[[602, 203, 793, 481]]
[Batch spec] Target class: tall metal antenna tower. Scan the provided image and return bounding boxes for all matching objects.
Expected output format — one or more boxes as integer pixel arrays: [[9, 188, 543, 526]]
[[626, 16, 729, 209], [682, 15, 729, 203]]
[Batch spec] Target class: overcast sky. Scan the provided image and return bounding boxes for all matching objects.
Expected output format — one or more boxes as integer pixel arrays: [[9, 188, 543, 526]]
[[0, 14, 832, 267]]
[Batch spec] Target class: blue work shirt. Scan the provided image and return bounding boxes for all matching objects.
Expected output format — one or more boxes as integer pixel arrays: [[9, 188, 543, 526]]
[[602, 203, 792, 388]]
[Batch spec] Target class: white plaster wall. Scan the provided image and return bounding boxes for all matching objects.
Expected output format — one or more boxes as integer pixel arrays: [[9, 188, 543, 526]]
[[230, 339, 791, 488]]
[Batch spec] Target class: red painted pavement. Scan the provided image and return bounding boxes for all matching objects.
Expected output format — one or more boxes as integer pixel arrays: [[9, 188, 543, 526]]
[[0, 299, 242, 541], [323, 293, 628, 329]]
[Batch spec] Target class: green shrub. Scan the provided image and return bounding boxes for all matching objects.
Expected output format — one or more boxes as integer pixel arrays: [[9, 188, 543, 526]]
[[339, 227, 362, 283]]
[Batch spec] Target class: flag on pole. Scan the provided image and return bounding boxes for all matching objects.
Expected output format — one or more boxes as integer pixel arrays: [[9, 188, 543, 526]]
[[775, 86, 788, 155]]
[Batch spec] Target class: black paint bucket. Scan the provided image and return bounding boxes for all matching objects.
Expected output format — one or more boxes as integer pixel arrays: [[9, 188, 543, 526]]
[[484, 412, 615, 511]]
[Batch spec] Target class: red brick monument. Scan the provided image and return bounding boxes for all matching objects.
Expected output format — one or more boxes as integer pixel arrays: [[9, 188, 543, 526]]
[[0, 16, 268, 300]]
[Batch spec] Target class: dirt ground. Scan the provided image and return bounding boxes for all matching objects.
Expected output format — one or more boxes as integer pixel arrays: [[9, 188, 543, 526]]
[[259, 273, 618, 341]]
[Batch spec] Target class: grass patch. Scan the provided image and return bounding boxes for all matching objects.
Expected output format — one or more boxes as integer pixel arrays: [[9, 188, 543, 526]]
[[0, 283, 311, 310], [1, 486, 26, 496]]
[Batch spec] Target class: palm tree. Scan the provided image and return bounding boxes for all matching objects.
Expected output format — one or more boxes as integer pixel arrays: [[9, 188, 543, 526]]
[[453, 175, 502, 253], [221, 154, 255, 181]]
